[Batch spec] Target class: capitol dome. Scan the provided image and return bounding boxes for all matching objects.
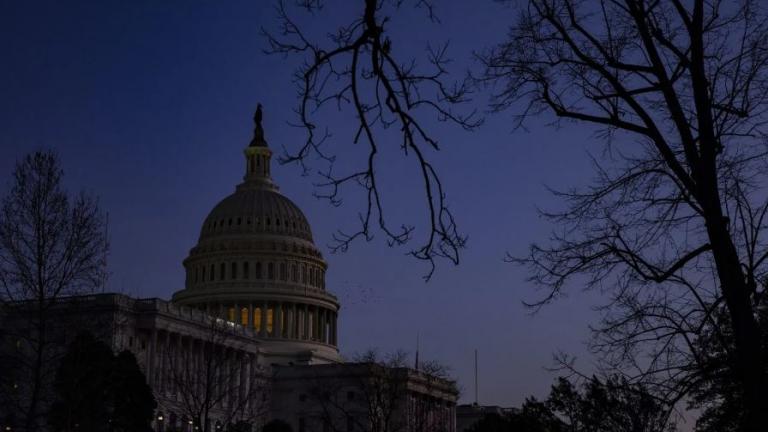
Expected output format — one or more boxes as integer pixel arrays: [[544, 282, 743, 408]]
[[172, 105, 340, 364]]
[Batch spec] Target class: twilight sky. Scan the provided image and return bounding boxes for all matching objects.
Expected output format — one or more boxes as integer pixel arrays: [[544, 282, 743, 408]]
[[1, 0, 615, 410]]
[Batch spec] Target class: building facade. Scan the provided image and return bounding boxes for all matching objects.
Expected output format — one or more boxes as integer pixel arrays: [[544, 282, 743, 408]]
[[1, 106, 457, 432]]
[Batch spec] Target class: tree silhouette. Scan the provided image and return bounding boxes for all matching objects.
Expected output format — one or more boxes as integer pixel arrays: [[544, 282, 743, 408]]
[[479, 2, 768, 430], [269, 1, 768, 430], [263, 0, 480, 279], [47, 332, 156, 432], [262, 419, 292, 432], [0, 151, 109, 432], [110, 350, 157, 432], [164, 318, 270, 432], [300, 350, 456, 432], [468, 376, 673, 432]]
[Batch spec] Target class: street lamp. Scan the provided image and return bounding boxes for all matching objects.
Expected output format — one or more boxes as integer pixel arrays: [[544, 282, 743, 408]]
[[156, 413, 164, 432]]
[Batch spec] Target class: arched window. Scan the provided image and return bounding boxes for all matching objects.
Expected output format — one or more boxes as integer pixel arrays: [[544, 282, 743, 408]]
[[227, 307, 235, 322], [243, 262, 250, 279], [255, 262, 262, 279], [292, 264, 298, 282], [309, 267, 315, 286], [302, 266, 307, 284], [201, 266, 206, 282], [267, 308, 274, 334], [268, 263, 275, 280], [209, 264, 215, 282], [231, 262, 238, 280], [194, 266, 199, 283], [280, 263, 287, 281], [220, 263, 226, 280]]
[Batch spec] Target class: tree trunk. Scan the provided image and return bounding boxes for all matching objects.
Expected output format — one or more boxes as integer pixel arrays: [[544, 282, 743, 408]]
[[705, 213, 767, 431]]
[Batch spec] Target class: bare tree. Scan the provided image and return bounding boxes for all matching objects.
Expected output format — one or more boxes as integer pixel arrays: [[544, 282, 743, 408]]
[[305, 350, 456, 432], [164, 318, 269, 432], [476, 1, 768, 430], [268, 0, 768, 430], [263, 0, 481, 279], [0, 151, 108, 432]]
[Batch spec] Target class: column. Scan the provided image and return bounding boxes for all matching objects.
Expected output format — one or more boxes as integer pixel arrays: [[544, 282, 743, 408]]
[[160, 331, 171, 394], [176, 334, 183, 398], [335, 312, 339, 345], [248, 303, 254, 328], [275, 302, 283, 338], [331, 312, 337, 345], [314, 306, 320, 341], [147, 329, 158, 384], [283, 303, 293, 339], [317, 309, 324, 343], [260, 301, 268, 337], [292, 303, 298, 338], [323, 313, 329, 345], [303, 304, 310, 340]]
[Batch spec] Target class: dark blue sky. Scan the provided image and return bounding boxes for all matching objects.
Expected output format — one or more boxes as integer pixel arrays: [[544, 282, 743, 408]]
[[1, 0, 607, 407]]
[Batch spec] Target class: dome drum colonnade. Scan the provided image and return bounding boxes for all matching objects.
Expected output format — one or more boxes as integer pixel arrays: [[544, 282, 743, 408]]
[[172, 105, 340, 359]]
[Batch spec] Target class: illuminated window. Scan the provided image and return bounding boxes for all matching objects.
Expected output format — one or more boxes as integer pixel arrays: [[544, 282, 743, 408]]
[[267, 308, 274, 334], [254, 308, 262, 332], [227, 307, 235, 322], [241, 308, 248, 325]]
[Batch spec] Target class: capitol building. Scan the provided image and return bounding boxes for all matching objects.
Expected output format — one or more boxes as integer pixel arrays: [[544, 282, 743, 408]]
[[1, 107, 458, 432]]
